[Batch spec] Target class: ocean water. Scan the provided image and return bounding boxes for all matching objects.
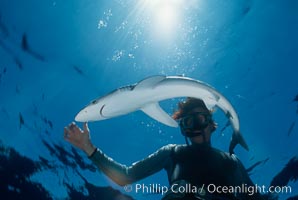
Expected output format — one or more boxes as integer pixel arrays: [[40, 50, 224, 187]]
[[0, 0, 297, 199]]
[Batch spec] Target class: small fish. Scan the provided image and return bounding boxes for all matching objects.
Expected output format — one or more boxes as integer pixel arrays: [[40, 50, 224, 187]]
[[14, 58, 23, 70], [41, 116, 53, 129], [21, 34, 45, 62], [72, 65, 84, 75], [287, 121, 296, 136], [19, 112, 24, 129], [242, 6, 251, 16], [38, 156, 53, 169], [41, 116, 47, 124], [293, 94, 298, 102], [48, 120, 53, 129], [246, 157, 270, 174], [21, 34, 29, 51], [45, 130, 50, 135], [0, 40, 24, 70]]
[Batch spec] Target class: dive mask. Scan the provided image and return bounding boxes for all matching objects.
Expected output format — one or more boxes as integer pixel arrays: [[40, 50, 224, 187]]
[[179, 112, 212, 137]]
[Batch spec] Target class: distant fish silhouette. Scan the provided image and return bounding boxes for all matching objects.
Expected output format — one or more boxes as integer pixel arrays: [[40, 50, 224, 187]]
[[42, 140, 56, 156], [21, 34, 45, 62], [14, 57, 23, 70], [246, 157, 270, 174], [21, 34, 29, 50], [19, 112, 24, 129], [45, 130, 50, 135], [293, 95, 298, 102], [41, 116, 54, 130], [0, 38, 24, 70], [45, 118, 53, 129], [38, 156, 54, 169], [242, 6, 251, 16], [288, 121, 296, 136], [72, 65, 84, 76], [48, 120, 53, 129], [0, 67, 7, 83]]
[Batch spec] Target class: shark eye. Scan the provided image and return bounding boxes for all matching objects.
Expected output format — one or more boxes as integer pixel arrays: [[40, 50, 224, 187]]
[[91, 99, 98, 104]]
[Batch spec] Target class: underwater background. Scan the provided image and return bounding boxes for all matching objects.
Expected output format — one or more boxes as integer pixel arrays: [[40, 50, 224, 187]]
[[0, 0, 297, 199]]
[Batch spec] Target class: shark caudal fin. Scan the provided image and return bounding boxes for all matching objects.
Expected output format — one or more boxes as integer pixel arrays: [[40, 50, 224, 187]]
[[229, 131, 249, 154], [141, 103, 178, 127]]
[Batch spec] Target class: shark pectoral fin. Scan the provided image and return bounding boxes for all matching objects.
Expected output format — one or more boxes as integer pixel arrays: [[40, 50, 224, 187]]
[[229, 131, 249, 154], [135, 75, 166, 90], [141, 103, 178, 127]]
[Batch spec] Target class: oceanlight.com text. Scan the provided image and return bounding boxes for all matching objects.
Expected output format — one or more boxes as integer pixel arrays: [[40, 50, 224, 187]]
[[123, 183, 292, 196]]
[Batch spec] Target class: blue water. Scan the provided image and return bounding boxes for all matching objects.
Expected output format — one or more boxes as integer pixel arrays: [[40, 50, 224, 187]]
[[0, 0, 297, 199]]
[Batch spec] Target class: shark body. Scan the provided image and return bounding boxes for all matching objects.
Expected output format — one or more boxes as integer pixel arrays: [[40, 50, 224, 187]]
[[75, 75, 249, 154]]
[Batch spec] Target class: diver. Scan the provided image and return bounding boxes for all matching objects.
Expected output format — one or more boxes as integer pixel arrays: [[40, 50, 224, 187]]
[[64, 98, 265, 200]]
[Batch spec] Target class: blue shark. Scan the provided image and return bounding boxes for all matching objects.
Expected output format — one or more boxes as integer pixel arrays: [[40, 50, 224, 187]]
[[75, 75, 248, 154]]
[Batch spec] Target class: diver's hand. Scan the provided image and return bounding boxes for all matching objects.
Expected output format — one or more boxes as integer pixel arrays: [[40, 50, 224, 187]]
[[64, 122, 96, 156]]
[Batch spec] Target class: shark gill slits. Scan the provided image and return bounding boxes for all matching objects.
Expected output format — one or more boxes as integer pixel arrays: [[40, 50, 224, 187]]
[[100, 104, 106, 117]]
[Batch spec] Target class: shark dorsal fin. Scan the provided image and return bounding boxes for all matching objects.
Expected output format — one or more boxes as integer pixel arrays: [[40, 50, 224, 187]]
[[135, 75, 165, 90], [141, 103, 178, 127]]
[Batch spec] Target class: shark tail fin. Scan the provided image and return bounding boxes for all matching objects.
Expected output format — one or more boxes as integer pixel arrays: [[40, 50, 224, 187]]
[[229, 131, 249, 155]]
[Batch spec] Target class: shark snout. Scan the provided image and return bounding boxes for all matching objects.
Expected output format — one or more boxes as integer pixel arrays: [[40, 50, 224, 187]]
[[75, 109, 89, 122]]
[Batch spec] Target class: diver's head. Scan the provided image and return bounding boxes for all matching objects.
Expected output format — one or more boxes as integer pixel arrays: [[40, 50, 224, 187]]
[[173, 98, 217, 144]]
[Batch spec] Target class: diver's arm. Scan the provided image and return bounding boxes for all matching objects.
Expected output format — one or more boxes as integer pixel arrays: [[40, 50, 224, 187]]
[[89, 144, 174, 186], [64, 122, 174, 186]]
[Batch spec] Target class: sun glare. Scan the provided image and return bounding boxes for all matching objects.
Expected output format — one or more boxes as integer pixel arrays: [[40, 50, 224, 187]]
[[133, 0, 202, 44], [155, 3, 178, 35], [142, 0, 184, 41]]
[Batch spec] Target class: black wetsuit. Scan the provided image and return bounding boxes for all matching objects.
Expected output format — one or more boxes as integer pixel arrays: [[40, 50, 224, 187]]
[[89, 143, 264, 200]]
